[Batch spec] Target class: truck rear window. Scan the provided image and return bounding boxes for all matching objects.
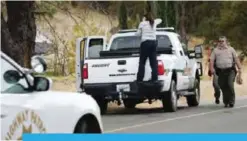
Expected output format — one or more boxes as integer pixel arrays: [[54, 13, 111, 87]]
[[110, 35, 172, 50], [88, 38, 104, 58]]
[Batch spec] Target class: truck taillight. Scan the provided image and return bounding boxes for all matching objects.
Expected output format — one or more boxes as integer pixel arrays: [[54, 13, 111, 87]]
[[83, 63, 88, 79], [158, 60, 165, 75]]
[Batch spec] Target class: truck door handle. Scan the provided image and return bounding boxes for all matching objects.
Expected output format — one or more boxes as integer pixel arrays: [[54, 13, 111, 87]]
[[1, 114, 7, 119], [118, 60, 126, 65]]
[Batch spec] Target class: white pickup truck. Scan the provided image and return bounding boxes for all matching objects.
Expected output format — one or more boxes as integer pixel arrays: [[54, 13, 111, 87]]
[[76, 28, 203, 114]]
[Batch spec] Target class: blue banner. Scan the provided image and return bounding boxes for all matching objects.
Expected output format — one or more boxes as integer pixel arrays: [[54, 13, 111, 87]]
[[23, 133, 247, 141]]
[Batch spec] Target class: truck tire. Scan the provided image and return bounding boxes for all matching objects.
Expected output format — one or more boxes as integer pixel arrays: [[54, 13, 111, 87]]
[[93, 96, 108, 115], [74, 116, 102, 133], [186, 78, 200, 107], [74, 119, 89, 133], [123, 100, 137, 109], [162, 80, 177, 112]]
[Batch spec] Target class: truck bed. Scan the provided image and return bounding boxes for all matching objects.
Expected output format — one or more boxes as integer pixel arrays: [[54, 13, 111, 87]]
[[83, 49, 174, 84]]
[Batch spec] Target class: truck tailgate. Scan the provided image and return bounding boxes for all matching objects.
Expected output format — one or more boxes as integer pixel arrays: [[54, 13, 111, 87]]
[[84, 57, 160, 84]]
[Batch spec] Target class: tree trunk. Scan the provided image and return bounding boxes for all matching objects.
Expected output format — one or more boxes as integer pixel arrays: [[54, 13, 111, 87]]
[[5, 1, 36, 68], [165, 1, 168, 26], [166, 1, 176, 28], [179, 1, 187, 46], [174, 2, 179, 31], [157, 1, 166, 27], [146, 1, 157, 17], [118, 1, 128, 29], [1, 11, 22, 65]]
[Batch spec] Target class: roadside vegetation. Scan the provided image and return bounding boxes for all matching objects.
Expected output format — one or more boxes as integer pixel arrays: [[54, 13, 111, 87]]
[[1, 1, 247, 78]]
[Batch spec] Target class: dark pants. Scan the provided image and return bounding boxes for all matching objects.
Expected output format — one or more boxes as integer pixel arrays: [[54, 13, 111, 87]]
[[213, 73, 221, 99], [137, 40, 158, 81], [218, 69, 236, 105]]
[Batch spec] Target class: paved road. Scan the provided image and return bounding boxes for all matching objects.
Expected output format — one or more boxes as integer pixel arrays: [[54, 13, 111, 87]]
[[102, 96, 247, 133]]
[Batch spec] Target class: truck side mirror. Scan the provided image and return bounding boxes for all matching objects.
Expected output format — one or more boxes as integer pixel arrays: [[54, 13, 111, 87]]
[[194, 45, 203, 59], [31, 55, 47, 73], [188, 50, 195, 59], [3, 70, 22, 84]]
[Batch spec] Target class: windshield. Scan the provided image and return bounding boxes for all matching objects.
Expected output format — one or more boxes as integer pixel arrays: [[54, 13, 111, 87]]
[[1, 56, 31, 94], [110, 35, 172, 50], [88, 38, 104, 58]]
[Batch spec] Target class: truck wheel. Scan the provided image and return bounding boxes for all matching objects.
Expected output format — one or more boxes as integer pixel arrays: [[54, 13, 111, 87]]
[[94, 96, 108, 115], [186, 78, 200, 107], [74, 119, 89, 133], [123, 100, 137, 109], [162, 80, 177, 112]]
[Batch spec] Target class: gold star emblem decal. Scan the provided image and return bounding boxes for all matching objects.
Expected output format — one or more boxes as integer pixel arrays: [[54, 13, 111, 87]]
[[17, 124, 32, 140]]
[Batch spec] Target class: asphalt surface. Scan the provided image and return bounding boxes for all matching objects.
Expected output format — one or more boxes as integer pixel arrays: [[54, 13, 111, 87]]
[[102, 96, 247, 133]]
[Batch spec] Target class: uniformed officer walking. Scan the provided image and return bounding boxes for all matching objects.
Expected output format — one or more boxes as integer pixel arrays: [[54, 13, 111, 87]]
[[208, 41, 221, 104], [210, 36, 242, 108]]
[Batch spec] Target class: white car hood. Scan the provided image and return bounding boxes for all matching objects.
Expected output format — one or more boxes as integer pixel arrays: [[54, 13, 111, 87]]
[[30, 91, 97, 107], [35, 91, 92, 100]]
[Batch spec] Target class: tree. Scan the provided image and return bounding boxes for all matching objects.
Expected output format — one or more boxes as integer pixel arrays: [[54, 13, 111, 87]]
[[166, 1, 176, 28], [1, 11, 21, 64], [190, 1, 247, 57], [157, 1, 166, 27], [1, 1, 36, 68], [146, 1, 157, 17], [217, 2, 247, 57], [179, 1, 187, 45], [118, 1, 128, 29]]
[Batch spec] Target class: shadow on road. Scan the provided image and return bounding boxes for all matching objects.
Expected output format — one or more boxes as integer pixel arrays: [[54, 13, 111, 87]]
[[104, 103, 227, 116], [105, 106, 187, 116]]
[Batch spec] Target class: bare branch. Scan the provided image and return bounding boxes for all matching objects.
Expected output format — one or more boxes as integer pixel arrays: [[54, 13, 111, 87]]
[[44, 1, 90, 28], [242, 11, 247, 17], [42, 15, 64, 45], [33, 11, 48, 15]]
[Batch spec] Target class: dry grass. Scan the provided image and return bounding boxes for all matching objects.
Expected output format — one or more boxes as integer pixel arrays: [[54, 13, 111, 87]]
[[37, 6, 118, 41]]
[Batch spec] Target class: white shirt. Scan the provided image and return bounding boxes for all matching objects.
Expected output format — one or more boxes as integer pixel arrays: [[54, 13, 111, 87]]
[[135, 18, 162, 42]]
